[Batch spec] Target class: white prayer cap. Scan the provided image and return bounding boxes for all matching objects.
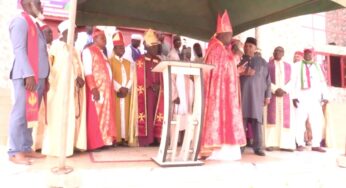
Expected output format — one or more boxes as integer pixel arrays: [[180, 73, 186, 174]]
[[58, 20, 68, 33], [58, 20, 75, 33], [131, 34, 142, 40]]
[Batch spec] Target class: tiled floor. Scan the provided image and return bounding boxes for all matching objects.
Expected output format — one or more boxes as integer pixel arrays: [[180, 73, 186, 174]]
[[1, 146, 345, 188]]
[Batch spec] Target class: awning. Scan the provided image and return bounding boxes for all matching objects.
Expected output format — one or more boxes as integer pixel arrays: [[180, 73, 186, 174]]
[[76, 0, 345, 41]]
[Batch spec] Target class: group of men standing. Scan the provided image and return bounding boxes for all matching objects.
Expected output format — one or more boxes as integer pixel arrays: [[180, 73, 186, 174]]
[[264, 47, 329, 153], [4, 0, 124, 165], [199, 10, 329, 160], [8, 0, 202, 165], [8, 0, 329, 165]]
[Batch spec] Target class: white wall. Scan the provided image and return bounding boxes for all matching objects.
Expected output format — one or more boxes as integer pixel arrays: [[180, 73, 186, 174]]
[[0, 1, 18, 145], [237, 13, 327, 63]]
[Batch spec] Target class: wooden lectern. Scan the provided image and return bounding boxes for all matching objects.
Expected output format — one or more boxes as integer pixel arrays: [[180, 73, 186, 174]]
[[151, 61, 214, 167]]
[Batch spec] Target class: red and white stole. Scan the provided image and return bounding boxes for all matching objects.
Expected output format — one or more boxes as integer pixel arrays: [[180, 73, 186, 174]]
[[22, 12, 39, 128]]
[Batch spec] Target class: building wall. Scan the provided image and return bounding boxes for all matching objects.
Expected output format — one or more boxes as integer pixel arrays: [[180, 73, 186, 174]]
[[235, 8, 346, 62], [237, 13, 328, 63], [326, 8, 346, 46]]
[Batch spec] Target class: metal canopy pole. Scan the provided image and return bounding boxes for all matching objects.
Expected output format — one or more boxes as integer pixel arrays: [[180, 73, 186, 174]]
[[51, 0, 77, 174]]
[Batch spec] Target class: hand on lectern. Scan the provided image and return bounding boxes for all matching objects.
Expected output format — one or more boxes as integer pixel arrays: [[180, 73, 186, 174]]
[[173, 97, 180, 104], [189, 75, 194, 81]]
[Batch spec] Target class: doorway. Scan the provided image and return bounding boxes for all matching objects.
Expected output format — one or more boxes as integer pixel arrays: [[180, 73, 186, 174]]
[[329, 55, 342, 87]]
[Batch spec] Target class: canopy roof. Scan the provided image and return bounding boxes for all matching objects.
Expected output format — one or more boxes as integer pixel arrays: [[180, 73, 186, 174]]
[[76, 0, 345, 41]]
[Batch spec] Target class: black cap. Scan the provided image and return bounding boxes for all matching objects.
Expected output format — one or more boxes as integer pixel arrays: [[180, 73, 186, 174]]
[[245, 37, 257, 46]]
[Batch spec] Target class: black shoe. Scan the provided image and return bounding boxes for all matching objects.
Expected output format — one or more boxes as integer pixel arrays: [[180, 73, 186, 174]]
[[254, 150, 266, 156], [198, 156, 208, 160], [320, 139, 326, 147], [121, 140, 129, 147], [240, 146, 246, 154], [148, 141, 160, 147], [296, 145, 305, 151], [246, 138, 253, 147], [280, 148, 294, 152], [312, 147, 326, 153], [112, 142, 119, 147]]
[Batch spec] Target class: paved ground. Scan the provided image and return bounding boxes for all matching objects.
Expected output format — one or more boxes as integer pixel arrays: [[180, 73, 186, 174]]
[[1, 87, 345, 188], [1, 146, 345, 188]]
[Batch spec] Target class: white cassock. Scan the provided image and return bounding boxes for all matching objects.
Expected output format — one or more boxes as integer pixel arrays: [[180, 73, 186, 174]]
[[168, 49, 194, 131], [264, 60, 296, 150]]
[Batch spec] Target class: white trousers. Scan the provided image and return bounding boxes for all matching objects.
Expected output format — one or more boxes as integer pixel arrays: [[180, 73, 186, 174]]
[[295, 92, 324, 147]]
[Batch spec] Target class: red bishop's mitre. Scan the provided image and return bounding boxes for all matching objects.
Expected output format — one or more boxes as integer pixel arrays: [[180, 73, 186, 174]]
[[216, 10, 233, 33], [113, 31, 125, 46]]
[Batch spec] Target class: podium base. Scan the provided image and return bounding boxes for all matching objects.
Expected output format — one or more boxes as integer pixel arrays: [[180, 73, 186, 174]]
[[151, 157, 204, 167]]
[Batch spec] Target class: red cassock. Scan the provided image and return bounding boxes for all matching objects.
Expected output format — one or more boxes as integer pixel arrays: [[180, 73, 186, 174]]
[[200, 37, 246, 156], [85, 44, 116, 150]]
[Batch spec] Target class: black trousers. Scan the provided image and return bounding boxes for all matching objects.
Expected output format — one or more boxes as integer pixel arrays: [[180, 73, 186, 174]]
[[243, 118, 263, 151]]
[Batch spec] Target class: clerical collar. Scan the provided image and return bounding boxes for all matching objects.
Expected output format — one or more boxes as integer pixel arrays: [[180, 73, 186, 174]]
[[114, 55, 123, 62]]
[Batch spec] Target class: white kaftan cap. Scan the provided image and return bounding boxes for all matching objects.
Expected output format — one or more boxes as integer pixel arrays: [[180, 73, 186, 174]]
[[131, 34, 142, 40], [58, 20, 75, 33]]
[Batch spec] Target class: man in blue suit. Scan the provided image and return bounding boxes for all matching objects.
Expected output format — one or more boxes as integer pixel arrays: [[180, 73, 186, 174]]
[[8, 0, 49, 165]]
